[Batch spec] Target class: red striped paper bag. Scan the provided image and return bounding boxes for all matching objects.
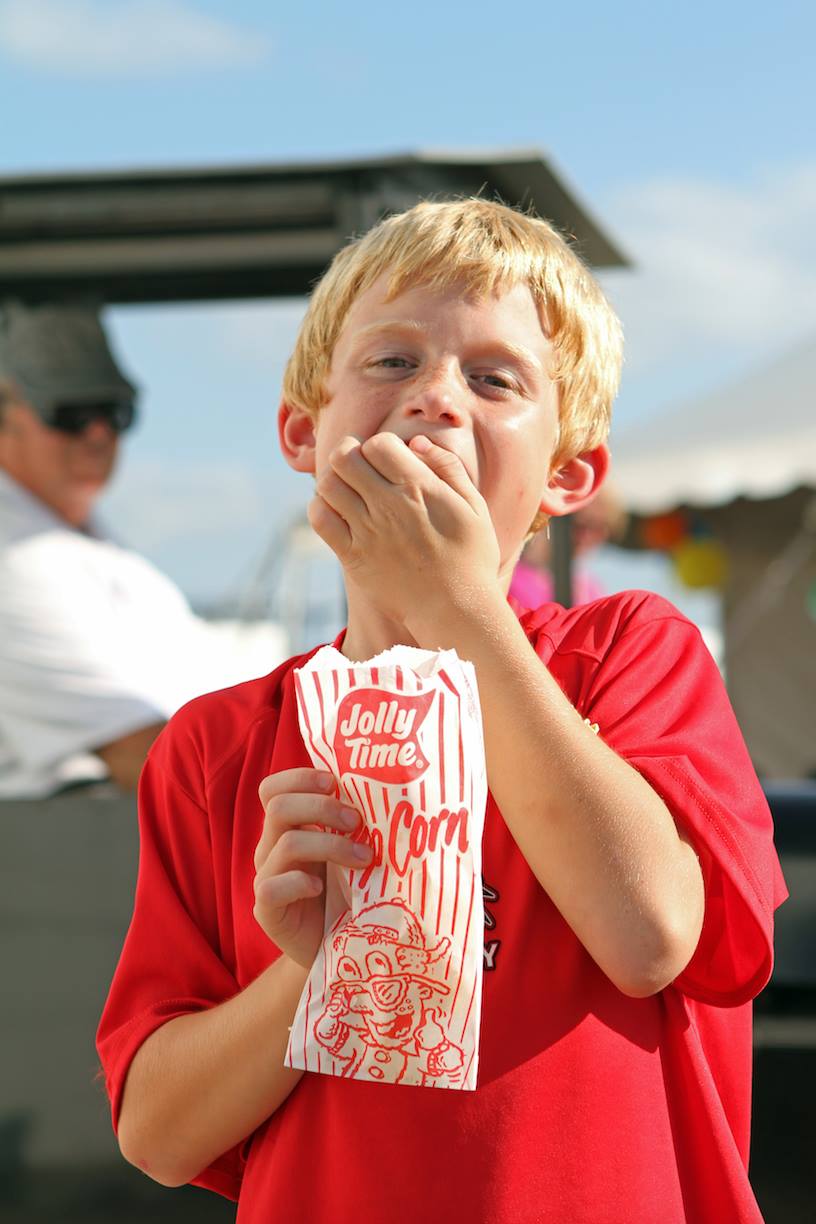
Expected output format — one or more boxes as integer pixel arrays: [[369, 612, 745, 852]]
[[286, 644, 487, 1091]]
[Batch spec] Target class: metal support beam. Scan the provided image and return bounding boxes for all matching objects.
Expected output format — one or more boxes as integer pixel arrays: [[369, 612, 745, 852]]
[[550, 514, 574, 608], [0, 150, 629, 305]]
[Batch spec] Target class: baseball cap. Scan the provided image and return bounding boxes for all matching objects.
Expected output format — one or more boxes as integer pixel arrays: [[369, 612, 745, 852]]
[[0, 300, 138, 425]]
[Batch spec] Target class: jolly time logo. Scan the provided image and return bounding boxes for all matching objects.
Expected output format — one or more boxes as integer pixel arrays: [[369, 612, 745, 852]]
[[334, 687, 435, 784], [332, 689, 501, 974], [335, 686, 472, 889]]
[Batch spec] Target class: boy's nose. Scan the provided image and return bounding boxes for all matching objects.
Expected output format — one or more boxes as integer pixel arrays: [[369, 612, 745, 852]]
[[400, 366, 464, 427]]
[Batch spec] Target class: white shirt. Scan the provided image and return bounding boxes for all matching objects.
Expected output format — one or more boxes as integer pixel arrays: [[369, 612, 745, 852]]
[[0, 470, 288, 797]]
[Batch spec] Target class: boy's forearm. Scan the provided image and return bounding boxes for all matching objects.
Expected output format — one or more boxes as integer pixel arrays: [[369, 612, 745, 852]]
[[117, 952, 309, 1188], [409, 590, 705, 998]]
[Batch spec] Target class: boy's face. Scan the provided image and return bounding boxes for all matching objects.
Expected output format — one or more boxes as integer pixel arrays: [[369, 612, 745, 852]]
[[286, 274, 564, 575]]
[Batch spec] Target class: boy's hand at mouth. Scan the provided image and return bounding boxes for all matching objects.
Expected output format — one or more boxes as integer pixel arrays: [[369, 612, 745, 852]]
[[308, 431, 502, 632]]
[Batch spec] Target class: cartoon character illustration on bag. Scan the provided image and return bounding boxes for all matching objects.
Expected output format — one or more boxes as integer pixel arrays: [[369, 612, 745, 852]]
[[313, 898, 465, 1087]]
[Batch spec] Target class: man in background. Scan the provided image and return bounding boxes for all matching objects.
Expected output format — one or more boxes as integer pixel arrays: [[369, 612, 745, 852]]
[[0, 300, 286, 797]]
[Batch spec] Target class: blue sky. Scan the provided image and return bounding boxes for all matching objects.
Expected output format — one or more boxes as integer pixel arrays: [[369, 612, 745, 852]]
[[1, 0, 814, 606]]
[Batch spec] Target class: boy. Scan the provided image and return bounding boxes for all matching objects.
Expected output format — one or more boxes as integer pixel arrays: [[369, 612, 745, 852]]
[[97, 200, 787, 1223]]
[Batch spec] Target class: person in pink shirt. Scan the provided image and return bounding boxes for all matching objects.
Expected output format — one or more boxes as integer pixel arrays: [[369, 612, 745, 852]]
[[510, 484, 626, 609]]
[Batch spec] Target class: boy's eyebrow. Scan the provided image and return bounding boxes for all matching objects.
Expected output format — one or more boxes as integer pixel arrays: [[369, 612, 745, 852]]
[[489, 341, 547, 383], [351, 321, 547, 382], [353, 320, 430, 340]]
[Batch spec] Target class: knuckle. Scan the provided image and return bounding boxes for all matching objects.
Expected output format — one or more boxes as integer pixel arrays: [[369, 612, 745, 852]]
[[276, 828, 300, 859], [254, 821, 277, 865], [262, 791, 284, 825], [274, 828, 293, 857], [362, 433, 386, 456], [258, 774, 275, 804], [252, 876, 271, 915], [294, 869, 314, 893], [308, 495, 332, 527]]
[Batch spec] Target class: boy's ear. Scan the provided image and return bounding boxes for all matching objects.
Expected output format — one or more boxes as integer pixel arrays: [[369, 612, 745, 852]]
[[278, 400, 317, 474], [539, 444, 610, 518]]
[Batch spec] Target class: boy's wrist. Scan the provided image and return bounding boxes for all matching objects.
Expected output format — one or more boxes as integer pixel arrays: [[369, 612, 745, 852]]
[[267, 951, 312, 992], [406, 583, 517, 653]]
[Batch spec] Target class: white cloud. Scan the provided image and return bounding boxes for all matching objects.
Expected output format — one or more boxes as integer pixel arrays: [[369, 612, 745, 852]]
[[597, 160, 816, 377], [0, 0, 268, 76]]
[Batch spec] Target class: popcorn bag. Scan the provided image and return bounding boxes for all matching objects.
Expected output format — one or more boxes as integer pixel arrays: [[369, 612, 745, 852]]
[[285, 645, 488, 1091]]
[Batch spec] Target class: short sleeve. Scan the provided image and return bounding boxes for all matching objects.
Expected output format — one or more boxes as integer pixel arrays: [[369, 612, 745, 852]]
[[581, 599, 788, 1007], [95, 745, 246, 1200], [0, 551, 171, 772]]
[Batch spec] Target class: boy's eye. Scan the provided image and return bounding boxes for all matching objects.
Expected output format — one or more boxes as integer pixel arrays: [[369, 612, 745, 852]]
[[475, 372, 516, 391], [372, 356, 413, 369]]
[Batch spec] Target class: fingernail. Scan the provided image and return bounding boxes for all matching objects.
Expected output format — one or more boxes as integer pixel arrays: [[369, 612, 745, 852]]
[[353, 842, 373, 861], [340, 807, 358, 829], [411, 435, 431, 452], [319, 774, 335, 791]]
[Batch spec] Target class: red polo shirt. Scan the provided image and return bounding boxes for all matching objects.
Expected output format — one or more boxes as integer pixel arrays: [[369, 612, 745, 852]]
[[97, 591, 787, 1223]]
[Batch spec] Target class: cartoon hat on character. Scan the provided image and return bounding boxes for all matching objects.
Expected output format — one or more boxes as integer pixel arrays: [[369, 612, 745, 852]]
[[332, 899, 452, 996]]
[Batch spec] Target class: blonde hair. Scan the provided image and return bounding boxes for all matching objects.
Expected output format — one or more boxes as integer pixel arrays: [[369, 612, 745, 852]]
[[283, 198, 623, 473]]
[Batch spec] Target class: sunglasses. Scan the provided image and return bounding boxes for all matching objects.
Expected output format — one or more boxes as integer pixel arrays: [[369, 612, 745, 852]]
[[48, 400, 136, 436]]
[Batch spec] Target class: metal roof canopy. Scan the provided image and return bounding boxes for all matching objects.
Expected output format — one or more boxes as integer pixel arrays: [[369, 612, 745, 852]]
[[0, 149, 628, 305]]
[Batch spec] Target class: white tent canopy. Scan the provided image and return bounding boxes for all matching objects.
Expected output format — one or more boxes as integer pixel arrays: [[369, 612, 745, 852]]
[[610, 335, 816, 513]]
